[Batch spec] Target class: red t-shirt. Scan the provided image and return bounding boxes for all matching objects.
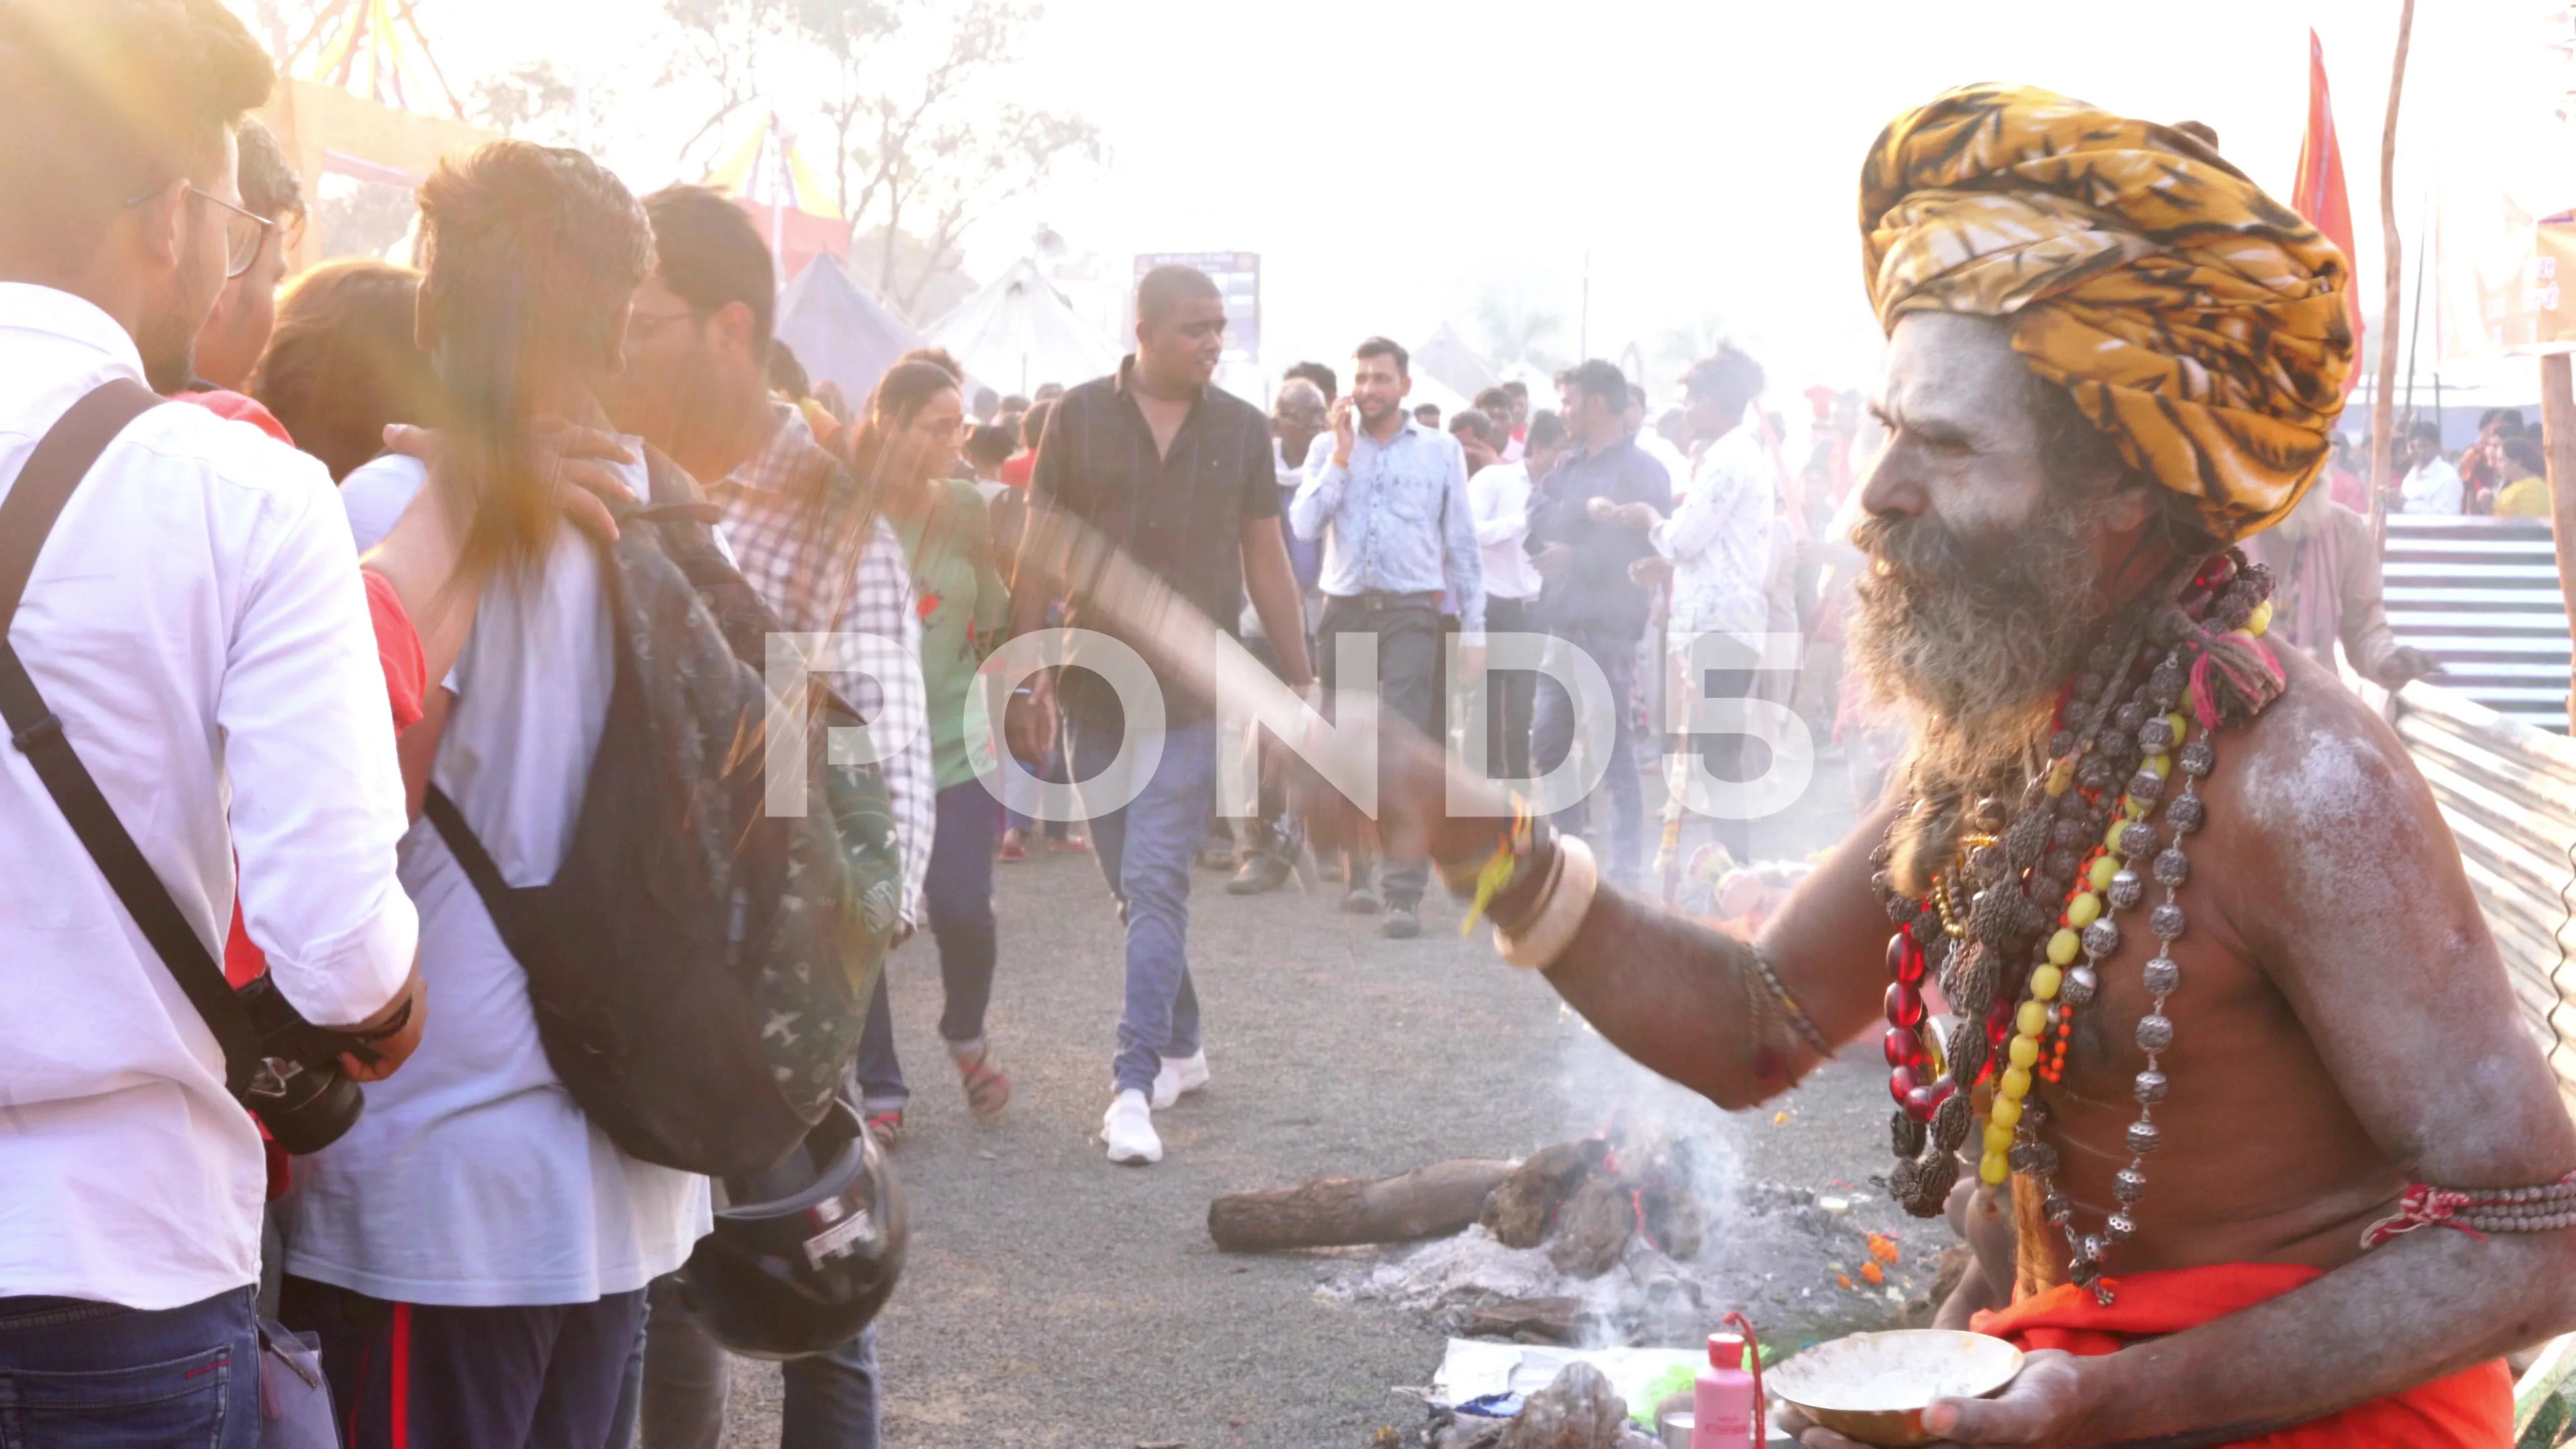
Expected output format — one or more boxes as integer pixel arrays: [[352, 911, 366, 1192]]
[[221, 570, 426, 987], [176, 387, 292, 447]]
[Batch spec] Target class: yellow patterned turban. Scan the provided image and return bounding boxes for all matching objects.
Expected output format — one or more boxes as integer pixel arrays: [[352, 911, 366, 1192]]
[[1860, 84, 2354, 543]]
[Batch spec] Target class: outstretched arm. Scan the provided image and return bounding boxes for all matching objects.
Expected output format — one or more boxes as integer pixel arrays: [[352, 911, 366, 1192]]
[[1531, 798, 1900, 1107], [1339, 716, 1894, 1108]]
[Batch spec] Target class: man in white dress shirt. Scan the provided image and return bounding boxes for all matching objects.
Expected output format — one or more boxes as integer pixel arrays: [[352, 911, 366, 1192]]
[[1467, 411, 1566, 785], [0, 2, 423, 1439], [2397, 420, 2464, 516], [1603, 346, 1774, 865]]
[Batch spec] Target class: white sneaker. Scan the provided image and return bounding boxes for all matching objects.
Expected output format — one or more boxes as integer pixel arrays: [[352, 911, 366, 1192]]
[[1103, 1089, 1162, 1165], [1150, 1050, 1210, 1110]]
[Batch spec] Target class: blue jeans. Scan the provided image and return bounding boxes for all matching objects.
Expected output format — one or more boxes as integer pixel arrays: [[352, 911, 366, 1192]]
[[0, 1286, 260, 1447], [854, 780, 1004, 1112], [636, 1275, 877, 1448], [1532, 629, 1644, 888], [1069, 714, 1213, 1096]]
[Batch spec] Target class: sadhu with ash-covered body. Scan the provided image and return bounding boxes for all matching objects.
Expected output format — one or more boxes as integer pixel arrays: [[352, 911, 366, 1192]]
[[1318, 86, 2576, 1446]]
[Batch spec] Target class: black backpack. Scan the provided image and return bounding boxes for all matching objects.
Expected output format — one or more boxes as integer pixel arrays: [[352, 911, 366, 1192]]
[[426, 447, 897, 1180]]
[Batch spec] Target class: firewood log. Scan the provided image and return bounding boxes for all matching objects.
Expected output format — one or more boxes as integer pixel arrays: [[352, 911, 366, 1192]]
[[1462, 1296, 1589, 1344], [1481, 1139, 1610, 1249], [1206, 1159, 1516, 1252]]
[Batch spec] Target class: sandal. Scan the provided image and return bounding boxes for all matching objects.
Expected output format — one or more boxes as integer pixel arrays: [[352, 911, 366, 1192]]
[[863, 1109, 904, 1152], [949, 1040, 1012, 1118]]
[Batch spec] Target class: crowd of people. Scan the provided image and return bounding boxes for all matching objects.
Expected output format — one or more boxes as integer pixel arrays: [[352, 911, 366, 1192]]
[[2382, 407, 2556, 519], [0, 2, 1815, 1440], [13, 5, 2576, 1449]]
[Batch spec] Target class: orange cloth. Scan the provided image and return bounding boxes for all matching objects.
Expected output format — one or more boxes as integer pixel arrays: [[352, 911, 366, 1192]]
[[1972, 1262, 2511, 1448]]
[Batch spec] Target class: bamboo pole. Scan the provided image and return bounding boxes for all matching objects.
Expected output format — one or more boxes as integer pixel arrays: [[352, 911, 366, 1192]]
[[2367, 0, 2418, 551]]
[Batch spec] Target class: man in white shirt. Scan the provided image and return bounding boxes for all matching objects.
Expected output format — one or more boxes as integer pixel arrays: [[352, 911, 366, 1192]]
[[1467, 411, 1566, 784], [1602, 347, 1775, 865], [0, 1, 422, 1437], [2398, 421, 2464, 516]]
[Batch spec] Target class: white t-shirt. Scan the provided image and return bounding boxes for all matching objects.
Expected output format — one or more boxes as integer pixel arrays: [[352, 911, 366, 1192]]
[[284, 453, 709, 1307], [0, 285, 416, 1310], [1467, 459, 1544, 602], [2400, 457, 2463, 515], [1652, 424, 1775, 639]]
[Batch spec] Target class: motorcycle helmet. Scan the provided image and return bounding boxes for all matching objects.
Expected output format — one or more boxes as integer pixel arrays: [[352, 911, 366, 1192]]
[[674, 1097, 906, 1358]]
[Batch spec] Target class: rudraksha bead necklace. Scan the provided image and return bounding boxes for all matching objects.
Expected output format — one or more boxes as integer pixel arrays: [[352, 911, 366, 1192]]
[[1876, 550, 2286, 1304]]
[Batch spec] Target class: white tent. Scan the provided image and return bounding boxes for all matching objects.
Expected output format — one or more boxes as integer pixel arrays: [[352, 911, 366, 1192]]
[[1413, 322, 1499, 402], [919, 259, 1120, 398], [774, 254, 922, 408]]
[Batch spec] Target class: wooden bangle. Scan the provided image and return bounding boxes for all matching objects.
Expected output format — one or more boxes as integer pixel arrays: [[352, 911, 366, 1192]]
[[1494, 835, 1599, 971]]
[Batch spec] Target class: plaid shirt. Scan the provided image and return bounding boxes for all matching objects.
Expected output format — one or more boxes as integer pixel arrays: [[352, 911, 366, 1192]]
[[706, 402, 932, 927]]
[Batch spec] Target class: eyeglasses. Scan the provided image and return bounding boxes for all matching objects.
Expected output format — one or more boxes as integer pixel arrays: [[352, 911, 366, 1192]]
[[125, 183, 276, 280]]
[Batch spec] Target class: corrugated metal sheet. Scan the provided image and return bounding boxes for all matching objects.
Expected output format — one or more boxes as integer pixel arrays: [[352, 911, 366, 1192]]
[[2383, 517, 2569, 733], [2392, 682, 2576, 1100]]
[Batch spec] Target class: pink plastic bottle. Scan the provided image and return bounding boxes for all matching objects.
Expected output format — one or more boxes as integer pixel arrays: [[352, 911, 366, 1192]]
[[1693, 1332, 1758, 1449]]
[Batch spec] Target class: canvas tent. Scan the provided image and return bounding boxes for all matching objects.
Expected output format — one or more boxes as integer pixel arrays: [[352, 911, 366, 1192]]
[[1413, 322, 1499, 403], [920, 260, 1120, 398], [774, 254, 922, 408], [706, 111, 849, 283]]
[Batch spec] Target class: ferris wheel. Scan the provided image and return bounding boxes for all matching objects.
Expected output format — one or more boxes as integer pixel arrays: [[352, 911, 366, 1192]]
[[282, 0, 465, 119]]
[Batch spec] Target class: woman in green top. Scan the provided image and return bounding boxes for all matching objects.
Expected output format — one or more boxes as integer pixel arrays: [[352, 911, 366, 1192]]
[[845, 362, 1016, 1121]]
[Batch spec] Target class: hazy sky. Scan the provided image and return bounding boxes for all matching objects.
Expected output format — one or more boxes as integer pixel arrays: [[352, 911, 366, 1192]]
[[241, 0, 2571, 398]]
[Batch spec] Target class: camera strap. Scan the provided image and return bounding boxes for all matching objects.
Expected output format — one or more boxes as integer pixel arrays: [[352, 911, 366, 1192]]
[[0, 378, 260, 1097]]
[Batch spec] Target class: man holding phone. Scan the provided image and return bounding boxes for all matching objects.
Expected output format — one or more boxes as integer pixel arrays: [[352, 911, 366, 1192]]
[[1288, 337, 1485, 938]]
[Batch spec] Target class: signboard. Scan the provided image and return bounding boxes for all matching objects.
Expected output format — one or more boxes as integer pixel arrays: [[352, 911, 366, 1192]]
[[1134, 252, 1260, 363], [2496, 216, 2576, 356]]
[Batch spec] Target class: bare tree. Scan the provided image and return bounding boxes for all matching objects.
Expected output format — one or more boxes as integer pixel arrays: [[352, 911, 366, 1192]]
[[1478, 292, 1568, 373], [1653, 314, 1733, 376], [469, 60, 603, 147], [805, 0, 1101, 313], [792, 0, 898, 220], [664, 0, 789, 169]]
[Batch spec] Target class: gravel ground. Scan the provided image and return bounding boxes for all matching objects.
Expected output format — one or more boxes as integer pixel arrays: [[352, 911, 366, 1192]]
[[714, 762, 1948, 1448]]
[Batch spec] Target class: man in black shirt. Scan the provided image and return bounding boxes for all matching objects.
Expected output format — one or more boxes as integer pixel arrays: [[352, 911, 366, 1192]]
[[1008, 264, 1314, 1166], [1525, 359, 1670, 889]]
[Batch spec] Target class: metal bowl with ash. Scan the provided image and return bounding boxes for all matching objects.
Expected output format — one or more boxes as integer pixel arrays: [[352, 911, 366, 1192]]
[[1764, 1330, 2023, 1447]]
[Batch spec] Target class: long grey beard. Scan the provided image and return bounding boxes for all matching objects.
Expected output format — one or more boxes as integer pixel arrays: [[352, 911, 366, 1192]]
[[1847, 504, 2110, 890]]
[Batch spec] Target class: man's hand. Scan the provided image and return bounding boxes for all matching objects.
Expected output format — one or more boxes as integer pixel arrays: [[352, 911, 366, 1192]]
[[1629, 554, 1674, 588], [1587, 497, 1659, 531], [2377, 645, 2443, 689], [1456, 641, 1486, 682], [332, 963, 426, 1084], [1004, 671, 1058, 767], [1328, 396, 1357, 465], [382, 419, 636, 543], [1774, 1350, 2086, 1448], [1531, 543, 1574, 580]]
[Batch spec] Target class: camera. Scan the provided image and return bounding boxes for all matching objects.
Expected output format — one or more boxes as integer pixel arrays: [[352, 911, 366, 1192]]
[[232, 975, 384, 1155]]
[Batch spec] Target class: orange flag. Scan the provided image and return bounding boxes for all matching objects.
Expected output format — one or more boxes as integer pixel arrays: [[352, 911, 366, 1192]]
[[2292, 29, 2364, 396]]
